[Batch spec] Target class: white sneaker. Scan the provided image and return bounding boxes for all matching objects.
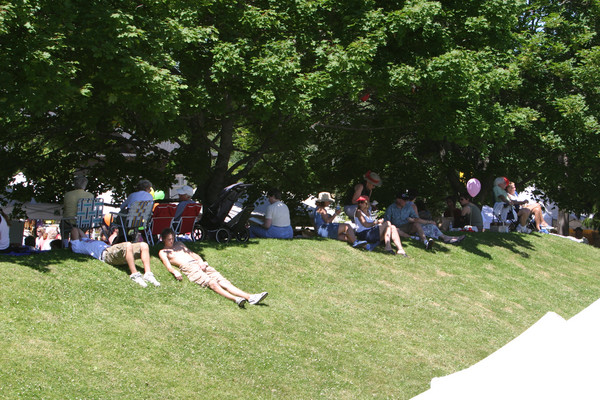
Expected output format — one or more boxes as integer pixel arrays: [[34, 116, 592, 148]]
[[143, 272, 161, 287], [235, 297, 247, 308], [248, 292, 268, 305], [130, 272, 148, 288]]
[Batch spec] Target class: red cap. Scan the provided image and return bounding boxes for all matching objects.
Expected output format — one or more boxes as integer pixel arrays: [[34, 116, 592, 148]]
[[357, 195, 370, 203]]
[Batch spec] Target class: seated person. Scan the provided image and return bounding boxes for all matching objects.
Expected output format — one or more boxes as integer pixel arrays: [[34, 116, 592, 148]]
[[159, 228, 268, 308], [384, 193, 465, 249], [62, 176, 94, 238], [355, 196, 407, 256], [506, 182, 551, 233], [36, 228, 52, 251], [0, 209, 10, 253], [573, 227, 589, 244], [343, 171, 382, 220], [249, 188, 293, 239], [173, 185, 196, 221], [69, 227, 160, 288], [443, 196, 464, 229], [313, 192, 366, 248], [458, 195, 484, 232], [1, 210, 35, 254], [493, 177, 531, 233], [120, 179, 154, 213]]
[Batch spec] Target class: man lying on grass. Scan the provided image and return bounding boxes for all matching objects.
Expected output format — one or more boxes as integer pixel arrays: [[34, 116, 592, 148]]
[[158, 228, 268, 308], [69, 227, 160, 288]]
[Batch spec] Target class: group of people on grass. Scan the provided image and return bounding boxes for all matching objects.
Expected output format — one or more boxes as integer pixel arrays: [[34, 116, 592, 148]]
[[313, 171, 466, 257], [249, 172, 467, 258], [0, 172, 554, 307], [61, 177, 267, 308]]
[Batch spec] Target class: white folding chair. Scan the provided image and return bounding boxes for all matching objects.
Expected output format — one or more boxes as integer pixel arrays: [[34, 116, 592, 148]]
[[111, 200, 153, 242]]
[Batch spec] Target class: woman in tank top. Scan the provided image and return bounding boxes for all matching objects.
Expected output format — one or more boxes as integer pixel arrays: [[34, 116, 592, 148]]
[[354, 196, 408, 257]]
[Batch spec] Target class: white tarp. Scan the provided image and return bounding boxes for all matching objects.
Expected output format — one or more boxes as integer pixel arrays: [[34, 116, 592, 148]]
[[412, 298, 600, 400], [1, 202, 63, 220]]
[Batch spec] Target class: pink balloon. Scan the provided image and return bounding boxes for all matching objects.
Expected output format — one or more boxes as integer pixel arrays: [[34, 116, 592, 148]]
[[466, 178, 481, 197]]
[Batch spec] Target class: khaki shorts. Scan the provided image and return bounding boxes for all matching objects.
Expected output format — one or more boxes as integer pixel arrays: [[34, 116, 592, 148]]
[[179, 261, 231, 288], [103, 242, 143, 265]]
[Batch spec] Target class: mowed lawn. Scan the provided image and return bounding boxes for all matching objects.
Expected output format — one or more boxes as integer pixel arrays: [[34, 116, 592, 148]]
[[1, 233, 599, 399]]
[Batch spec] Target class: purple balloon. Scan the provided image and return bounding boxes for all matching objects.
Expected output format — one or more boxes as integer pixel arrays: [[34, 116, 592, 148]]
[[467, 178, 481, 198]]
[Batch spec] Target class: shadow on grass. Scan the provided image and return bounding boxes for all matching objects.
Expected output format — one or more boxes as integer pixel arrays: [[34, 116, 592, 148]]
[[149, 237, 261, 261], [0, 248, 90, 273], [453, 232, 535, 259]]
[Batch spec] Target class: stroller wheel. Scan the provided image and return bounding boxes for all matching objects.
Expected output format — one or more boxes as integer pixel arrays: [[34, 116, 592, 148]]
[[193, 225, 206, 242], [215, 228, 231, 244], [236, 228, 250, 243]]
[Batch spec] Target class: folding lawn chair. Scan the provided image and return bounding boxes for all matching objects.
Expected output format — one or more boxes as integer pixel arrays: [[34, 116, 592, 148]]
[[492, 202, 519, 232], [75, 198, 105, 230], [171, 203, 202, 241], [147, 203, 177, 245], [61, 197, 104, 243], [111, 200, 154, 243]]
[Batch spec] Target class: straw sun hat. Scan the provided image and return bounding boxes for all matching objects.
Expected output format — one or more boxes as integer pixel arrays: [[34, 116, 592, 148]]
[[364, 170, 382, 187], [316, 192, 335, 203]]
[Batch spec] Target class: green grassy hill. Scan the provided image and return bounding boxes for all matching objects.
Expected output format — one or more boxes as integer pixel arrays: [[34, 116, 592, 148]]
[[1, 233, 599, 399]]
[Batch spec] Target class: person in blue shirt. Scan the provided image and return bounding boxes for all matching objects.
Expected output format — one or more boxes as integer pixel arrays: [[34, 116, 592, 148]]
[[384, 192, 464, 250], [69, 227, 160, 288], [120, 179, 154, 213]]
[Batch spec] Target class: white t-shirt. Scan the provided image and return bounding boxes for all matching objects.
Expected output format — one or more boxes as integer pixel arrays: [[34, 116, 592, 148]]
[[265, 201, 291, 227], [0, 215, 9, 251]]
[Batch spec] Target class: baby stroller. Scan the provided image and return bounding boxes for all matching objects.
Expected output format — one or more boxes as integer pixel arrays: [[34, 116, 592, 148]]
[[194, 183, 254, 243]]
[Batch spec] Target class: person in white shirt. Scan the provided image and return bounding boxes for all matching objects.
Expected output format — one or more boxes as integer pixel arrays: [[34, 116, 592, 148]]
[[0, 210, 10, 252], [249, 188, 293, 239]]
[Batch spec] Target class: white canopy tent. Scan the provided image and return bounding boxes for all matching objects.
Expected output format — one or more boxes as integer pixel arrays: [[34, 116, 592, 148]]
[[412, 298, 600, 400]]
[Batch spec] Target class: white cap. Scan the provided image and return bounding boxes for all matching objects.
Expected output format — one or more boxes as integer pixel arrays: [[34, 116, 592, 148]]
[[176, 185, 194, 197]]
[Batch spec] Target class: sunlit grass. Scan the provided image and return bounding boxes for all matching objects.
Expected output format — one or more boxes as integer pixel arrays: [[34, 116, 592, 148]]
[[1, 233, 599, 399]]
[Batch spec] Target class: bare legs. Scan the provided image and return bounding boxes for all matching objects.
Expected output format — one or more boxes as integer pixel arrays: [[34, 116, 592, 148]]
[[379, 221, 406, 255], [208, 278, 250, 302], [518, 208, 531, 228], [121, 241, 152, 275], [337, 223, 357, 244], [524, 204, 548, 230]]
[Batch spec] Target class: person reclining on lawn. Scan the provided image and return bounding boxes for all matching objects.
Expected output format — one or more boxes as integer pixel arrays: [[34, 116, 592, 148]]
[[69, 227, 160, 288], [384, 192, 465, 250], [158, 228, 268, 308]]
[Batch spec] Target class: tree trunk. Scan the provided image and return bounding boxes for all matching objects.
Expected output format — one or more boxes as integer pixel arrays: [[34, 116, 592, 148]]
[[557, 209, 570, 236], [204, 101, 235, 205]]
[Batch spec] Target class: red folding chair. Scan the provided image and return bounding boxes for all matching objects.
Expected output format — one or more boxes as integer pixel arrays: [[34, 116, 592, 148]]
[[147, 203, 177, 245], [171, 203, 202, 241]]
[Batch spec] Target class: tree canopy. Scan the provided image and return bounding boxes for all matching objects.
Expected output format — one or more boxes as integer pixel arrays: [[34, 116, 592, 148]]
[[1, 0, 599, 213]]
